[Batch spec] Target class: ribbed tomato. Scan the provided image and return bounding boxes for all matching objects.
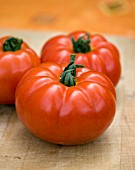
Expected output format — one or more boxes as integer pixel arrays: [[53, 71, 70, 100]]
[[0, 36, 40, 104], [15, 54, 116, 145], [41, 31, 121, 86]]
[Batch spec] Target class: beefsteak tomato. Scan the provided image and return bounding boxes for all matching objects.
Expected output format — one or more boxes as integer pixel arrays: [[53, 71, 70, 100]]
[[15, 54, 116, 145], [41, 31, 121, 86], [0, 36, 40, 104]]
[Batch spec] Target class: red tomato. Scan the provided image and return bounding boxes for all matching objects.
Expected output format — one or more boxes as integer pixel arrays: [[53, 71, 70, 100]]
[[0, 36, 40, 104], [41, 31, 121, 86], [15, 54, 116, 145]]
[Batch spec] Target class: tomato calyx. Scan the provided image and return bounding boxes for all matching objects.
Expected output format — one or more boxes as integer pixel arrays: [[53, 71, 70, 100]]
[[60, 54, 84, 87], [3, 37, 23, 52], [71, 33, 91, 53]]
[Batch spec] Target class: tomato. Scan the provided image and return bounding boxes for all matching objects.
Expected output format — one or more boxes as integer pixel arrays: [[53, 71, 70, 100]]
[[15, 54, 116, 145], [41, 31, 121, 86], [0, 36, 40, 104]]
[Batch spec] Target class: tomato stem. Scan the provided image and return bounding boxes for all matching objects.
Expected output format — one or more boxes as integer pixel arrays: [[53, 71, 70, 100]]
[[71, 33, 91, 53], [60, 54, 84, 87], [3, 37, 23, 52]]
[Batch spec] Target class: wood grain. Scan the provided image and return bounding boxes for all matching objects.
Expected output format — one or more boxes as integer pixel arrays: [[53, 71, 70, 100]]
[[0, 0, 135, 37], [0, 29, 135, 170]]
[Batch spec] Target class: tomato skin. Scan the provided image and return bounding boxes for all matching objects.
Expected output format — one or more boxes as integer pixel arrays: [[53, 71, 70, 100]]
[[0, 36, 40, 104], [41, 31, 121, 86], [15, 62, 116, 145]]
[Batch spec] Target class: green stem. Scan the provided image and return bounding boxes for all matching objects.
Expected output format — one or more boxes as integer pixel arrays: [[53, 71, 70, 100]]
[[3, 37, 23, 52], [60, 54, 84, 87], [71, 33, 91, 53]]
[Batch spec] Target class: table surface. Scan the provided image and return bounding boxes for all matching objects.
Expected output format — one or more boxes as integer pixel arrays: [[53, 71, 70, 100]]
[[0, 29, 135, 170], [0, 0, 135, 38]]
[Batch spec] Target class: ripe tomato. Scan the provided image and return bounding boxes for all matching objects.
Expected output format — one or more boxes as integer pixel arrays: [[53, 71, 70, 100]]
[[0, 36, 40, 104], [41, 31, 121, 86], [15, 54, 116, 145]]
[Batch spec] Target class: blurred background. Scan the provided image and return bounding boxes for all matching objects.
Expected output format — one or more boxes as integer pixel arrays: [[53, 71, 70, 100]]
[[0, 0, 135, 37]]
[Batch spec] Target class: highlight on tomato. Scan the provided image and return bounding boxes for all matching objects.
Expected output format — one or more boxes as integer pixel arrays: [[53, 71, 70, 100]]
[[41, 31, 121, 86], [0, 36, 40, 104], [15, 54, 116, 145]]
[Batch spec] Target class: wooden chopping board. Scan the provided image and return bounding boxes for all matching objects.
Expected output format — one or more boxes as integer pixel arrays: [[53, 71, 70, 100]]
[[0, 29, 134, 170]]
